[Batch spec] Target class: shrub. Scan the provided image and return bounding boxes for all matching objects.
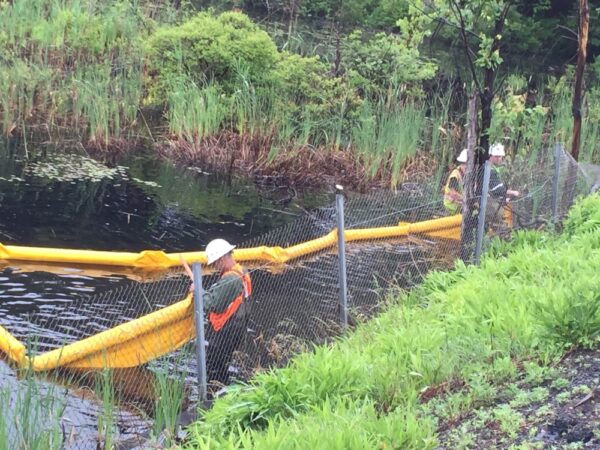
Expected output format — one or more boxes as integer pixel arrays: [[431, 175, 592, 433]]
[[563, 193, 600, 237], [341, 30, 437, 96], [145, 11, 279, 104]]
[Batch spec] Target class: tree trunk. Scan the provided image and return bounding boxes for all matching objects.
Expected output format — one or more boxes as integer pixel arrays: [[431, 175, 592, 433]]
[[478, 3, 511, 165], [460, 92, 480, 262], [560, 0, 589, 216], [571, 0, 589, 162]]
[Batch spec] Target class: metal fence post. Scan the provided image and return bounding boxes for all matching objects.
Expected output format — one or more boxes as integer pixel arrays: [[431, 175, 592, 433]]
[[551, 142, 562, 222], [335, 185, 348, 328], [192, 263, 207, 402], [474, 161, 491, 265]]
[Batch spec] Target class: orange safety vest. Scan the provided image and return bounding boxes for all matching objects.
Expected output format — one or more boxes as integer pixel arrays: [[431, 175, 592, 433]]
[[208, 264, 252, 332]]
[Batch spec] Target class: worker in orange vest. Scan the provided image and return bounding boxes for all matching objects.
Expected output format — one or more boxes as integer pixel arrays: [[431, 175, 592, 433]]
[[182, 238, 252, 384]]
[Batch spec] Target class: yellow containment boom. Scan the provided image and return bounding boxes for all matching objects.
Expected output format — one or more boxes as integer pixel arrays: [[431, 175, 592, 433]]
[[0, 214, 462, 370], [0, 214, 462, 269], [0, 295, 195, 371]]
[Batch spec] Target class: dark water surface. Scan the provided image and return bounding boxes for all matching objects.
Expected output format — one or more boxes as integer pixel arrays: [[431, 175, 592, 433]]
[[0, 146, 335, 448]]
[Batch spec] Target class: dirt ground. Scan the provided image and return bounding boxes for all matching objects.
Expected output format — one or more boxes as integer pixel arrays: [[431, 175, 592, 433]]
[[435, 349, 600, 449]]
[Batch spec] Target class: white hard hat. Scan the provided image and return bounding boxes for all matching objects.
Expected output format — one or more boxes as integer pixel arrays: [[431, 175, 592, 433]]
[[206, 238, 236, 265], [489, 143, 506, 157], [457, 149, 468, 163]]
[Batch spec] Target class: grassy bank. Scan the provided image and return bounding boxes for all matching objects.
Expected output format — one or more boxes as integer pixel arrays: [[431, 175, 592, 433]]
[[185, 194, 600, 449]]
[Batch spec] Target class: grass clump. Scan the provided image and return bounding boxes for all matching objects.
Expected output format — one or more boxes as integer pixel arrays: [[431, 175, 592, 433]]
[[0, 371, 66, 450], [185, 194, 600, 449]]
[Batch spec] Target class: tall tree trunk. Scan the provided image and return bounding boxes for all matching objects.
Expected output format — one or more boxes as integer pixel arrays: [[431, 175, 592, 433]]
[[561, 0, 589, 217], [571, 0, 589, 161], [460, 92, 480, 262], [478, 3, 511, 165]]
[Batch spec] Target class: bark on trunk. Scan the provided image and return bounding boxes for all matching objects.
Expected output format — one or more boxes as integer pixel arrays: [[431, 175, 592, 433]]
[[478, 3, 511, 165], [561, 0, 589, 215], [572, 0, 589, 162]]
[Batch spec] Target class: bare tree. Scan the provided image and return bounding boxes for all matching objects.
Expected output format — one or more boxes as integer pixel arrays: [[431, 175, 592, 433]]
[[571, 0, 589, 162]]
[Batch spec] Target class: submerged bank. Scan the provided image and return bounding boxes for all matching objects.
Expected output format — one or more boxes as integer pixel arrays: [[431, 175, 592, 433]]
[[185, 194, 600, 449]]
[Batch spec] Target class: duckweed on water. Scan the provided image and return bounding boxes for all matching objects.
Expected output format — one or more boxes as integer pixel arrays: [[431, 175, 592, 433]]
[[20, 154, 161, 187], [24, 154, 122, 182]]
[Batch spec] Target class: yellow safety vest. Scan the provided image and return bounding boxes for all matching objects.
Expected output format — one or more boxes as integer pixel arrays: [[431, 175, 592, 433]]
[[443, 168, 464, 214]]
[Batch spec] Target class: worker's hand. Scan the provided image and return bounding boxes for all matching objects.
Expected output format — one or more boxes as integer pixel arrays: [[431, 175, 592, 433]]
[[507, 189, 520, 198], [189, 283, 195, 294]]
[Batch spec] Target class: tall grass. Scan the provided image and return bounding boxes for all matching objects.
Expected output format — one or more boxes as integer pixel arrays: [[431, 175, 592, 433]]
[[168, 79, 226, 142], [185, 194, 600, 449], [95, 368, 117, 449], [3, 0, 598, 183], [352, 99, 427, 185], [0, 0, 147, 141], [150, 353, 190, 446], [0, 371, 66, 450]]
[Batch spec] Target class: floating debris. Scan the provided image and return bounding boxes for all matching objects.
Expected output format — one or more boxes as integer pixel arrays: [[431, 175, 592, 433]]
[[0, 175, 25, 183], [24, 155, 119, 183], [131, 177, 161, 188]]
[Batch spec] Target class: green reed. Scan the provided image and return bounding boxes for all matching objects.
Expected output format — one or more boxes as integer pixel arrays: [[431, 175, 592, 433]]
[[95, 367, 117, 449], [150, 350, 190, 446], [351, 98, 427, 185], [0, 370, 66, 450], [0, 0, 146, 141]]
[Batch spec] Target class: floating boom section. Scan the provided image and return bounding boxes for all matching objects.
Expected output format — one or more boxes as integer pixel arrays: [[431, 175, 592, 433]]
[[0, 295, 195, 371], [0, 214, 462, 370], [0, 214, 462, 269]]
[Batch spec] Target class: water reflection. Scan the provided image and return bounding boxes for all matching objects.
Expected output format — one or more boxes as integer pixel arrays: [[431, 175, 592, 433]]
[[0, 151, 331, 252]]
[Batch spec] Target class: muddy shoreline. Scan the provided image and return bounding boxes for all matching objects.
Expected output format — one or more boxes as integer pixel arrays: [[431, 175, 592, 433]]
[[5, 129, 441, 193], [435, 349, 600, 449]]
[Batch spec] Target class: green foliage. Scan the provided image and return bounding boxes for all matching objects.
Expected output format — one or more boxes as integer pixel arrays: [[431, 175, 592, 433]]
[[185, 196, 600, 449], [0, 0, 147, 140], [145, 11, 279, 103], [487, 229, 552, 259], [167, 78, 227, 140], [273, 51, 359, 143], [534, 286, 600, 349], [190, 398, 436, 450], [563, 193, 600, 237], [151, 354, 189, 445], [0, 371, 66, 449], [351, 99, 427, 185], [95, 368, 116, 449], [342, 30, 436, 96], [488, 75, 548, 153]]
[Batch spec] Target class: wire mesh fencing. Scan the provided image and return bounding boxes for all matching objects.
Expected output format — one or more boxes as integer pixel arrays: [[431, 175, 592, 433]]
[[0, 144, 593, 449]]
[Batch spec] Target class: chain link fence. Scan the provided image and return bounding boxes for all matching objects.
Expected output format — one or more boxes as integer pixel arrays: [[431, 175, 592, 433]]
[[0, 144, 592, 449]]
